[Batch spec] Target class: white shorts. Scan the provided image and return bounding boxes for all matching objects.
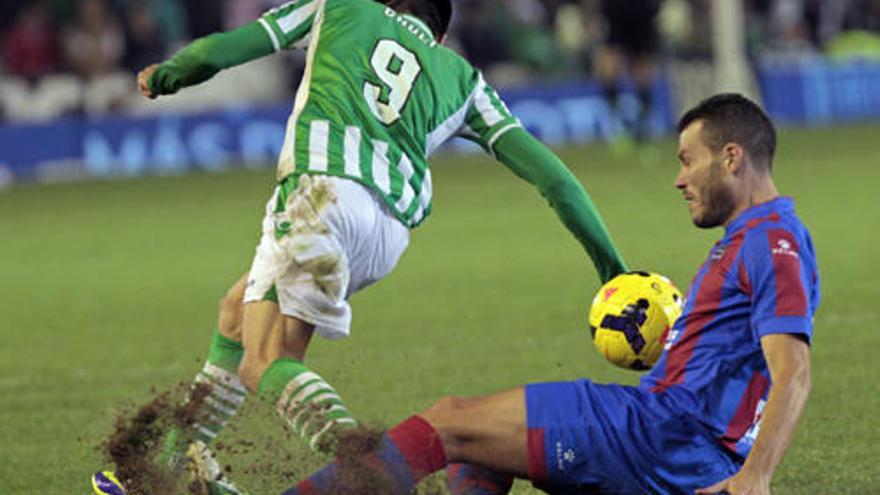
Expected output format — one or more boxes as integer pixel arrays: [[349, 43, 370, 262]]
[[243, 175, 409, 339]]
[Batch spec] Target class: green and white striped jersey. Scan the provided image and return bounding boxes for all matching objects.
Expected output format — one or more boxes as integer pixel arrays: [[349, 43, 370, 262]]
[[258, 0, 521, 228]]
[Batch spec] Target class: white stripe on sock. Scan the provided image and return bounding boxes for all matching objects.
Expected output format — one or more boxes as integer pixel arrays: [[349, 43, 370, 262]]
[[277, 371, 326, 414], [196, 425, 217, 441], [194, 375, 246, 405], [205, 397, 237, 417], [202, 364, 246, 393], [287, 394, 347, 426], [308, 418, 357, 451], [286, 391, 341, 418]]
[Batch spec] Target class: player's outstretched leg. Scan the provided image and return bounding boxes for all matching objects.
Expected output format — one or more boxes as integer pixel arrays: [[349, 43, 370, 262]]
[[240, 300, 357, 453], [160, 275, 249, 468], [92, 275, 251, 495], [282, 388, 528, 494]]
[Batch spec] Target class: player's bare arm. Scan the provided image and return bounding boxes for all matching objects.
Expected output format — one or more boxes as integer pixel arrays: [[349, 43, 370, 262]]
[[697, 333, 812, 495]]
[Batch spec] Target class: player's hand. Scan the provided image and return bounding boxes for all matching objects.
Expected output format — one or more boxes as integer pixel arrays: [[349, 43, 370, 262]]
[[695, 468, 771, 495], [137, 64, 160, 99]]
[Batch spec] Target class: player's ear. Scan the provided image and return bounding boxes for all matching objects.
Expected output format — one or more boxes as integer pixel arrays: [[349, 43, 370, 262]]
[[722, 143, 744, 175]]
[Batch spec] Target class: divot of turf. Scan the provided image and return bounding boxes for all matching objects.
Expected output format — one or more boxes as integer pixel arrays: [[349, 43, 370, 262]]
[[100, 383, 212, 495]]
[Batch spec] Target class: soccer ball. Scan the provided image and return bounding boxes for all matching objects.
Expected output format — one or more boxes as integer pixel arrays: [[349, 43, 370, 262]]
[[588, 271, 683, 370]]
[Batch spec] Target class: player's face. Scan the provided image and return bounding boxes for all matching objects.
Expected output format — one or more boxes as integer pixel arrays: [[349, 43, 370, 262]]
[[675, 121, 737, 229]]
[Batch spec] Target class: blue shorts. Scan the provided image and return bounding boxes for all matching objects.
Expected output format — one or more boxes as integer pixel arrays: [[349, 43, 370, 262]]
[[525, 380, 741, 495]]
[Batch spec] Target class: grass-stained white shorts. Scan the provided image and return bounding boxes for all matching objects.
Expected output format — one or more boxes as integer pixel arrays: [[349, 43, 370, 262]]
[[244, 174, 409, 339]]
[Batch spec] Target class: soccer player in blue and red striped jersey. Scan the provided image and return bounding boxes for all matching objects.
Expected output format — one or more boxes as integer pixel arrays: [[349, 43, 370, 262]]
[[646, 94, 820, 494], [280, 93, 819, 495]]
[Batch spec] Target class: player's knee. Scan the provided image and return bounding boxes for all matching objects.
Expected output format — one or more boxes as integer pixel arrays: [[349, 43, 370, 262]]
[[420, 396, 475, 458], [217, 288, 244, 341], [429, 395, 475, 414]]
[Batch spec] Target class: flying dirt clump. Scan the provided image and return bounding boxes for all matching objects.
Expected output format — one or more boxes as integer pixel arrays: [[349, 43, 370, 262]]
[[99, 383, 211, 495]]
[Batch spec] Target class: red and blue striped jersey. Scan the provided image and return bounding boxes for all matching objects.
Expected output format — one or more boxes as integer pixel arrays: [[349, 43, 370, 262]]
[[640, 197, 820, 458]]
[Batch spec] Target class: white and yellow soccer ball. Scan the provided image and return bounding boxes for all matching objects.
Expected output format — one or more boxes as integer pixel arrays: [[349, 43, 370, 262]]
[[588, 271, 684, 370]]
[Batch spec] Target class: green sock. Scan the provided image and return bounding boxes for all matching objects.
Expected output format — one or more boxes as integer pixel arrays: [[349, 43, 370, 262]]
[[258, 358, 356, 453], [206, 330, 246, 373], [162, 331, 247, 465]]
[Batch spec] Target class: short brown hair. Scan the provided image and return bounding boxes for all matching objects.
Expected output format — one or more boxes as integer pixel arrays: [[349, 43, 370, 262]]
[[677, 94, 777, 171]]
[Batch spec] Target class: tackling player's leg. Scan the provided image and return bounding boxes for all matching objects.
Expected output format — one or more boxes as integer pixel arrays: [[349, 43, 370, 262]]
[[239, 299, 356, 452], [281, 388, 529, 494], [162, 274, 249, 464], [93, 275, 251, 495], [424, 390, 530, 476]]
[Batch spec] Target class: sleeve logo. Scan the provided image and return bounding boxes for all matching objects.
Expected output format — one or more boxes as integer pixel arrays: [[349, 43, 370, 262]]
[[772, 238, 799, 259]]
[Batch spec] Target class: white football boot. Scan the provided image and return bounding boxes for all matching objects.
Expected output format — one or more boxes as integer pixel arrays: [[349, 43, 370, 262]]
[[185, 440, 248, 495]]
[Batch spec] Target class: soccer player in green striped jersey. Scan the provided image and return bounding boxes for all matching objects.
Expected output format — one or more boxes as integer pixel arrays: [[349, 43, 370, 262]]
[[97, 0, 628, 493]]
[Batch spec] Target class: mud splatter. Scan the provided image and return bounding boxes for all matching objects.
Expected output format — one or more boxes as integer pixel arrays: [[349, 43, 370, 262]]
[[99, 383, 211, 495]]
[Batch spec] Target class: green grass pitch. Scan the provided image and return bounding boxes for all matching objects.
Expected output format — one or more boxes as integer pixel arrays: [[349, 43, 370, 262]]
[[1, 124, 878, 494]]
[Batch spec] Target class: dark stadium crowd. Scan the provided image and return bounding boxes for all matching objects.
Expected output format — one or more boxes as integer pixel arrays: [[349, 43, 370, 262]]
[[3, 0, 880, 80], [1, 0, 242, 80], [1, 0, 879, 120]]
